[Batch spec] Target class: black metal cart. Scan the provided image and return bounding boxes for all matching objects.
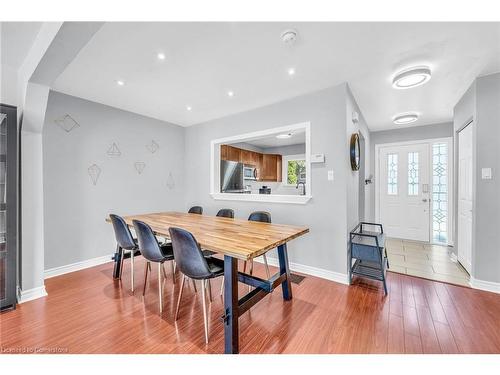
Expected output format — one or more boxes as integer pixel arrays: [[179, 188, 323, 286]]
[[349, 222, 389, 295]]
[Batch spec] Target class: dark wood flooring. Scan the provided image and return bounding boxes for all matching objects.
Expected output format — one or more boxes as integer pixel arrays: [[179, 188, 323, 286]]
[[1, 257, 499, 354]]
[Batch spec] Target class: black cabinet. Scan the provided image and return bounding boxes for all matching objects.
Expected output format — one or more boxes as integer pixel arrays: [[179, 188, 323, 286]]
[[0, 104, 18, 310]]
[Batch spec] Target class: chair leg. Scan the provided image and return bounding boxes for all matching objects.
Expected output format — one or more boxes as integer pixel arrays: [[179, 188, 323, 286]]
[[119, 248, 125, 279], [162, 263, 168, 279], [130, 250, 134, 293], [175, 275, 186, 321], [243, 261, 247, 273], [248, 259, 254, 292], [263, 254, 271, 279], [148, 262, 151, 271], [191, 278, 197, 292], [220, 276, 224, 296], [158, 263, 163, 314], [142, 261, 149, 296], [201, 280, 209, 344], [206, 279, 213, 302], [171, 261, 176, 284]]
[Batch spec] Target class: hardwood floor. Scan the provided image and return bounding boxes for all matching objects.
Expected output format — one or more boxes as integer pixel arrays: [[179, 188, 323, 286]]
[[1, 258, 499, 354]]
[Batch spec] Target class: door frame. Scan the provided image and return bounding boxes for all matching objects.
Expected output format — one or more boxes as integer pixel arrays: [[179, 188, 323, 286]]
[[375, 137, 454, 245]]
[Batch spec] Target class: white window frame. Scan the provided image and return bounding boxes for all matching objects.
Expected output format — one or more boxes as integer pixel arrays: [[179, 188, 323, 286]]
[[210, 122, 312, 204], [282, 154, 306, 187]]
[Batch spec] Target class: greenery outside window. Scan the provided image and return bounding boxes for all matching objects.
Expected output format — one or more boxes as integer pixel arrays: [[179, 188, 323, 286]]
[[283, 154, 306, 186]]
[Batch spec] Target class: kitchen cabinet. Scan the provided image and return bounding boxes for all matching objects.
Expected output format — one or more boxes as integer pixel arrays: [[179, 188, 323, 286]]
[[261, 154, 282, 182], [220, 145, 241, 162]]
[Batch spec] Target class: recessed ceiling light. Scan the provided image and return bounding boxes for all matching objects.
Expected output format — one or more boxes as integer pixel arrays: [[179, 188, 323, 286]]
[[186, 106, 192, 111], [227, 91, 234, 97], [116, 80, 125, 86], [288, 68, 296, 76], [157, 52, 166, 60], [276, 132, 293, 139], [392, 66, 431, 89], [393, 113, 418, 125]]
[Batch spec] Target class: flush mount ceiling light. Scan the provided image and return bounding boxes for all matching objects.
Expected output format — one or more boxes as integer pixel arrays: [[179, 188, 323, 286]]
[[287, 67, 296, 76], [116, 80, 125, 86], [157, 52, 166, 60], [227, 91, 234, 97], [186, 106, 192, 111], [393, 113, 418, 125], [392, 66, 431, 89], [276, 132, 293, 139]]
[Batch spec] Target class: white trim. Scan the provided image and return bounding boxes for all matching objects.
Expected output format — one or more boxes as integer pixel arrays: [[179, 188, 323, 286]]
[[254, 256, 349, 285], [210, 122, 312, 203], [211, 192, 311, 204], [44, 254, 113, 279], [17, 286, 47, 303], [375, 137, 453, 246], [470, 277, 500, 294]]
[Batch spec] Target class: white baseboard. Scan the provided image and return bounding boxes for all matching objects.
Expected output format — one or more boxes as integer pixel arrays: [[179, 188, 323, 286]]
[[254, 256, 349, 285], [470, 277, 500, 294], [44, 254, 114, 279], [17, 285, 48, 304]]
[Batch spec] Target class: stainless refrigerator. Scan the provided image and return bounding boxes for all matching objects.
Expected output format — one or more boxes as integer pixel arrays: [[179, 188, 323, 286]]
[[220, 160, 244, 193]]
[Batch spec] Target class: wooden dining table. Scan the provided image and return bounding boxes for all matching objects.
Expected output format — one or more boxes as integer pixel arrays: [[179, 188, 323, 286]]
[[108, 211, 309, 354]]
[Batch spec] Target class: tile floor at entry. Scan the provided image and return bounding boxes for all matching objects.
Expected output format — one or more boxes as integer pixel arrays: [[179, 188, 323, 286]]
[[386, 238, 470, 287]]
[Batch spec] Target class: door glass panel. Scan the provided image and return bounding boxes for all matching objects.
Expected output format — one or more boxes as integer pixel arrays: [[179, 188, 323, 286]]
[[387, 153, 398, 195], [432, 143, 448, 243], [408, 152, 419, 195]]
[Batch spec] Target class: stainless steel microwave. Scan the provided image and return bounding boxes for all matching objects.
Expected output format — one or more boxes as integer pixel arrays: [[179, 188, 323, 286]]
[[243, 166, 257, 180]]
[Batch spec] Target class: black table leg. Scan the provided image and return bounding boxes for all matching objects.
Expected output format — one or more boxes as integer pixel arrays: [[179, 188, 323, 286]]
[[223, 255, 239, 354], [112, 244, 122, 279], [277, 243, 292, 300]]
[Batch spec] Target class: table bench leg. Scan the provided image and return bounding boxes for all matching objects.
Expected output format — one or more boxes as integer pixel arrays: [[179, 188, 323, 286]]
[[223, 255, 239, 354], [277, 243, 292, 301]]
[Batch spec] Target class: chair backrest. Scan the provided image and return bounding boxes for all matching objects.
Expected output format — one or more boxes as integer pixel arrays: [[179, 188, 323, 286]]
[[132, 220, 164, 262], [248, 211, 271, 223], [216, 208, 234, 218], [188, 206, 203, 215], [109, 214, 136, 250], [168, 227, 213, 279]]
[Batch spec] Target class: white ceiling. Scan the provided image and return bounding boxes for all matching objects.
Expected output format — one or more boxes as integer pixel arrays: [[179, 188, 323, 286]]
[[15, 22, 500, 130], [243, 130, 306, 149], [0, 22, 42, 68]]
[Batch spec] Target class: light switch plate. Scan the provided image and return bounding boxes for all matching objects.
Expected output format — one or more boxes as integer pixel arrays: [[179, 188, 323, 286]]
[[328, 170, 334, 181], [481, 167, 492, 179]]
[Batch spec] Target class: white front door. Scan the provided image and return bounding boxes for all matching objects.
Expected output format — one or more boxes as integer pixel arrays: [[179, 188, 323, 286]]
[[379, 143, 430, 241], [458, 122, 473, 274]]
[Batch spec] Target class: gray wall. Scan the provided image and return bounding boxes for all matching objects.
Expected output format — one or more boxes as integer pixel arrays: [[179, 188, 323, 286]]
[[369, 122, 454, 221], [42, 91, 185, 269], [454, 73, 500, 283], [184, 84, 352, 276]]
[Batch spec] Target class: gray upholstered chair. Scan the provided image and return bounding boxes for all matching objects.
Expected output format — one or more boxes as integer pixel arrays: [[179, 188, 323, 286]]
[[216, 208, 234, 218], [169, 227, 224, 344], [188, 206, 203, 214]]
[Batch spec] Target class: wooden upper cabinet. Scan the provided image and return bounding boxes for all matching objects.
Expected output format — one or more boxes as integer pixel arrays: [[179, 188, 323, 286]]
[[220, 145, 241, 162], [261, 154, 282, 182], [221, 144, 281, 182]]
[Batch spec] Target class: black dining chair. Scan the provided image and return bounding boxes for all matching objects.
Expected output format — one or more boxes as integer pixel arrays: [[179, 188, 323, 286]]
[[109, 214, 140, 293], [216, 208, 234, 218], [133, 220, 176, 314], [169, 227, 224, 344], [245, 211, 272, 279], [188, 206, 203, 215]]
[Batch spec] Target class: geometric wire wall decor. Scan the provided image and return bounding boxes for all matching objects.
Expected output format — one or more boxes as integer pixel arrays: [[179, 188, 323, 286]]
[[54, 114, 80, 133], [134, 162, 146, 174], [88, 164, 101, 185], [146, 140, 159, 154], [432, 143, 448, 243], [166, 172, 175, 189], [107, 142, 121, 157]]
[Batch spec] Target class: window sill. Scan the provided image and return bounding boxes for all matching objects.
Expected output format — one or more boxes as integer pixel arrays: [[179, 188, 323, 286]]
[[210, 192, 312, 204]]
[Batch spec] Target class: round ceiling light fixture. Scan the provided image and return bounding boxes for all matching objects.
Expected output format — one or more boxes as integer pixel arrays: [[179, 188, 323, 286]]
[[186, 105, 192, 111], [281, 29, 298, 46], [276, 132, 293, 139], [392, 66, 431, 89], [116, 80, 125, 86], [157, 52, 166, 60], [393, 113, 419, 125]]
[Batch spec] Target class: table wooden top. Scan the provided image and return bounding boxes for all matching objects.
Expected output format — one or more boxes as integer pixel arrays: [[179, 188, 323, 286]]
[[107, 211, 309, 261]]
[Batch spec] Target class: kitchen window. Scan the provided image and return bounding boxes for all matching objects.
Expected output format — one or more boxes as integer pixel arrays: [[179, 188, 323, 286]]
[[282, 154, 306, 186]]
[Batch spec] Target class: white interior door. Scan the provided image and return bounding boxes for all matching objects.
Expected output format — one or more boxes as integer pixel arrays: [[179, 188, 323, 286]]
[[458, 122, 473, 274], [379, 143, 430, 241]]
